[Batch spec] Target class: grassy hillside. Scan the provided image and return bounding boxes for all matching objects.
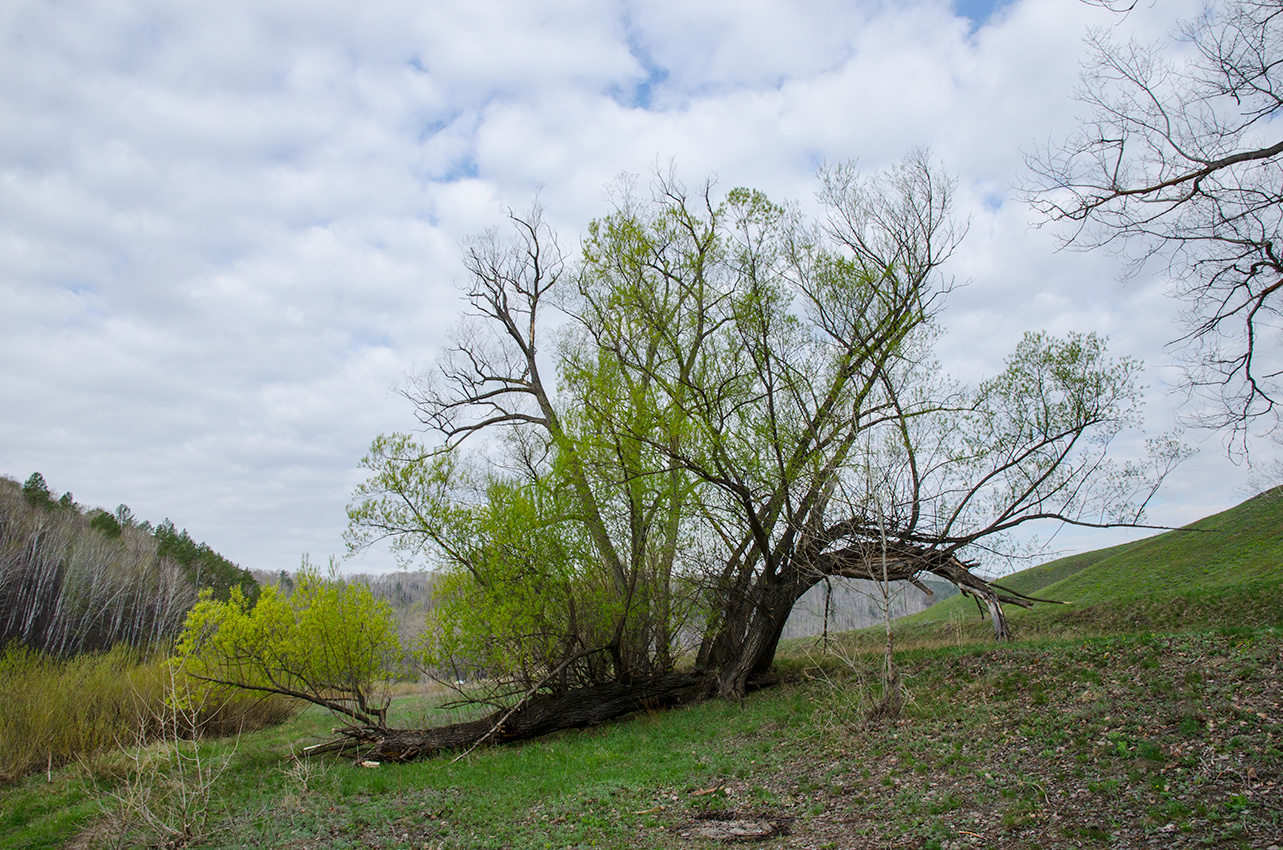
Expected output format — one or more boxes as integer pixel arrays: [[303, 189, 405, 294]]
[[988, 539, 1138, 597], [4, 493, 1282, 849], [896, 488, 1283, 638]]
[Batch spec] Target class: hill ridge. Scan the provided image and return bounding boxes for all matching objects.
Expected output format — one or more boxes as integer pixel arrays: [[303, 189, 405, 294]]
[[896, 487, 1283, 631]]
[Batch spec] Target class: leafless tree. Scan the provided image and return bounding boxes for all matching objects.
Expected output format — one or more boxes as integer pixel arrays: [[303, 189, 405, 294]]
[[1025, 0, 1283, 448], [0, 476, 205, 655]]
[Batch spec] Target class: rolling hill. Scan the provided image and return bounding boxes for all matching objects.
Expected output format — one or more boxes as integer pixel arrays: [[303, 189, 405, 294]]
[[891, 487, 1283, 638]]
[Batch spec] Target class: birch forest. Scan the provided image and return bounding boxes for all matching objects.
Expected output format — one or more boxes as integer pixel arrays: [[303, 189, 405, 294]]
[[0, 473, 256, 656]]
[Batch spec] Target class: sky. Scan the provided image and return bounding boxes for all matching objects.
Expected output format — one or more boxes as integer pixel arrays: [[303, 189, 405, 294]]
[[2, 0, 1273, 577]]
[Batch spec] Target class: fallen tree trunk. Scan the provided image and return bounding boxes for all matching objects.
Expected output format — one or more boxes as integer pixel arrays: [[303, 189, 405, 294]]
[[309, 671, 763, 762], [300, 551, 1054, 760]]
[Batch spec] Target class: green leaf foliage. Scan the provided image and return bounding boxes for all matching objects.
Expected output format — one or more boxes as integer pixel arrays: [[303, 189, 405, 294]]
[[88, 509, 123, 539], [175, 563, 401, 727], [20, 473, 54, 510]]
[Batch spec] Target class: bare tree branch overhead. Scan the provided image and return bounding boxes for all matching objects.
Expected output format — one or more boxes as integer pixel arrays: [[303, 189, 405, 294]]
[[1026, 0, 1283, 448]]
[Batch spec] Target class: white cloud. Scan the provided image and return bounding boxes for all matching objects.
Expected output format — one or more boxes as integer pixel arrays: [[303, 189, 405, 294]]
[[622, 0, 877, 94], [0, 0, 1270, 575]]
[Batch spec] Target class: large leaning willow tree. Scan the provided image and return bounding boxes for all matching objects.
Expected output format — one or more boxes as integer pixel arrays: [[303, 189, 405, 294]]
[[338, 153, 1181, 758]]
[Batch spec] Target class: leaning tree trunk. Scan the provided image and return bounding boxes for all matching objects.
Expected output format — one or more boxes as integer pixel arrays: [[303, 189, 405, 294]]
[[311, 673, 718, 762], [703, 576, 811, 699], [699, 544, 1045, 698], [306, 547, 1044, 763]]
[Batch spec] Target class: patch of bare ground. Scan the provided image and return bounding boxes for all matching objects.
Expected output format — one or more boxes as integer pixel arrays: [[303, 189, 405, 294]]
[[647, 631, 1282, 849]]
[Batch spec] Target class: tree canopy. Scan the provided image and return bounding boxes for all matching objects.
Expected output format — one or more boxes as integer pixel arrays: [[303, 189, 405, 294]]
[[348, 154, 1181, 707]]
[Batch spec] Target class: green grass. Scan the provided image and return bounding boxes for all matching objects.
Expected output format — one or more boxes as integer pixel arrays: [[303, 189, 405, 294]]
[[989, 538, 1140, 597], [7, 629, 1277, 849], [1037, 487, 1283, 601], [5, 489, 1283, 848], [897, 487, 1283, 636]]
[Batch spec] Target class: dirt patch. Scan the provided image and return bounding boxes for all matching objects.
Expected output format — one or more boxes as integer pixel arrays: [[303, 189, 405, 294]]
[[676, 811, 793, 842]]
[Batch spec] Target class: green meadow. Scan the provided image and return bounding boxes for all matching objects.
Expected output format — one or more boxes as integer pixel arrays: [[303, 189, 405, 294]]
[[3, 491, 1281, 849]]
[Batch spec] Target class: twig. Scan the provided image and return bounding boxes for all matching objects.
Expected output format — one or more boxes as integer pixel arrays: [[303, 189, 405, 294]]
[[631, 805, 667, 814]]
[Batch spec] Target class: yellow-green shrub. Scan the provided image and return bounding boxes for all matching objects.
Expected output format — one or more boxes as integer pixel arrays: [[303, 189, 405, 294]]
[[176, 564, 401, 728]]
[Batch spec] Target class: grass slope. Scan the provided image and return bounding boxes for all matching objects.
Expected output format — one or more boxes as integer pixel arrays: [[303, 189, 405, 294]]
[[900, 488, 1283, 638], [990, 540, 1138, 597], [1038, 489, 1283, 601]]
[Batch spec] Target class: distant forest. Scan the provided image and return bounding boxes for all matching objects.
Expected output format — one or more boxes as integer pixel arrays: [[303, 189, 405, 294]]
[[0, 473, 256, 656], [780, 576, 959, 640]]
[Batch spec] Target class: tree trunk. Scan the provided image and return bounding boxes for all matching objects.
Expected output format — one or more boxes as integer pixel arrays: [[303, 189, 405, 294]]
[[317, 673, 718, 762], [701, 548, 1033, 697], [706, 575, 811, 699], [311, 551, 1034, 763]]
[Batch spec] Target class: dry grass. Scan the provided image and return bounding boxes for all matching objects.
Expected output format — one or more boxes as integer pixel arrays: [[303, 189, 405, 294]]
[[0, 644, 294, 784]]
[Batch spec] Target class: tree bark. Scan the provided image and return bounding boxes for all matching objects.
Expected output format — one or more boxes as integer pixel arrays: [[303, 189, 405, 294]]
[[316, 672, 721, 762]]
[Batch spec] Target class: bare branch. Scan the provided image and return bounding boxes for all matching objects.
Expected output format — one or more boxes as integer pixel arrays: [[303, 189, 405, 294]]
[[1026, 1, 1283, 447]]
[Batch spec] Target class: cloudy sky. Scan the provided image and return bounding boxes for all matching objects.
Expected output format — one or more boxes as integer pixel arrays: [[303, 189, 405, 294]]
[[1, 0, 1270, 576]]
